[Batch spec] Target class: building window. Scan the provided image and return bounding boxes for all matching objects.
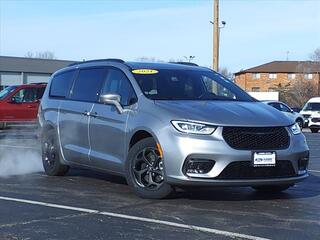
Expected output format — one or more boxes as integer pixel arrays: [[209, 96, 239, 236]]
[[304, 73, 313, 80], [269, 73, 277, 79], [252, 73, 260, 79], [268, 88, 277, 92], [251, 87, 260, 92], [288, 73, 296, 80]]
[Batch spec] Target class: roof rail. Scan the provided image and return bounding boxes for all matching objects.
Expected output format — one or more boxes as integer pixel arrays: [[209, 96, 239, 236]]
[[169, 62, 199, 67], [68, 58, 125, 67]]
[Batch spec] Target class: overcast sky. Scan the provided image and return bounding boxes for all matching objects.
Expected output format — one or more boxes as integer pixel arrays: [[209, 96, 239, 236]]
[[0, 0, 319, 72]]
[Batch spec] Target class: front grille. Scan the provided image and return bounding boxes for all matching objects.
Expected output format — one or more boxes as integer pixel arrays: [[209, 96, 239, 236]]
[[311, 118, 320, 123], [216, 161, 296, 180], [222, 127, 290, 150], [303, 114, 311, 119]]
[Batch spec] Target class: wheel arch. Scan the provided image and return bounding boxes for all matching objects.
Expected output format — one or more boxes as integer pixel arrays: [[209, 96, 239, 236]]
[[128, 129, 158, 150]]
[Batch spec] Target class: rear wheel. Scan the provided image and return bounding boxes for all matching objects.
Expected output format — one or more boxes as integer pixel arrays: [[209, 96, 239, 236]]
[[126, 137, 173, 199], [42, 129, 69, 176], [252, 185, 292, 193], [310, 128, 319, 133]]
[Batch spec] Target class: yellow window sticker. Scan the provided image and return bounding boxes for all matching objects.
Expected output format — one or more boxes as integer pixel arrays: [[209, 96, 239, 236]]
[[132, 69, 159, 74]]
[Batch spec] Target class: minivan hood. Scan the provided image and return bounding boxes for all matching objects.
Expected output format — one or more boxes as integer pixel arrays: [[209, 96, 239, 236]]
[[155, 100, 293, 127]]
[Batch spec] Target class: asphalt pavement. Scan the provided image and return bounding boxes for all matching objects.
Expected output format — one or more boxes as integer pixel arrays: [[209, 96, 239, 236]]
[[0, 126, 319, 240]]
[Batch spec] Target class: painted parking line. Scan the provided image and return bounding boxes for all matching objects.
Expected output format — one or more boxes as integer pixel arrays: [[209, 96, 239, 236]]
[[0, 196, 270, 240]]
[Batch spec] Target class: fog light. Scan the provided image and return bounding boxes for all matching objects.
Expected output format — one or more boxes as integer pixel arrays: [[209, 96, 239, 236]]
[[183, 159, 215, 176], [298, 156, 309, 170]]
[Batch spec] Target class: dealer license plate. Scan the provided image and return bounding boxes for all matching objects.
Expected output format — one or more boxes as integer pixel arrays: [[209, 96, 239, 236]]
[[253, 152, 276, 167]]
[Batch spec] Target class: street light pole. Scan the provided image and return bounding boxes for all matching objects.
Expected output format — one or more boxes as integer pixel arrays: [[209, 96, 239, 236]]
[[184, 56, 195, 62]]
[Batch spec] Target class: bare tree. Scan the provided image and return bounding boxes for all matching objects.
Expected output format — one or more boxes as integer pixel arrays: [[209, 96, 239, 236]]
[[309, 47, 320, 61], [24, 51, 56, 59], [275, 63, 318, 107], [135, 57, 165, 63], [219, 67, 234, 80]]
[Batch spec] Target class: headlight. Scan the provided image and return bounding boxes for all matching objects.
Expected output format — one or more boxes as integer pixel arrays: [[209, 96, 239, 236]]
[[171, 120, 216, 135], [290, 123, 301, 135]]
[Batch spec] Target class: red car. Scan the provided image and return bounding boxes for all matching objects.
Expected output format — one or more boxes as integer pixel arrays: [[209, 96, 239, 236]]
[[0, 83, 46, 129]]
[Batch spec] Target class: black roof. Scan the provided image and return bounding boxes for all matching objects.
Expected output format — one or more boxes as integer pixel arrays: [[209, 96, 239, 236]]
[[0, 56, 76, 74], [126, 61, 203, 70]]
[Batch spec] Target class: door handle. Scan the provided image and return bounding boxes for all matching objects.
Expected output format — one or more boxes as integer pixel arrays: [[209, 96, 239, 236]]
[[90, 112, 98, 118], [83, 111, 90, 117], [27, 105, 36, 108]]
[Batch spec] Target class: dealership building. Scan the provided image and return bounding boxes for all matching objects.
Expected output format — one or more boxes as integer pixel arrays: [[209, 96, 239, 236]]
[[0, 56, 76, 90]]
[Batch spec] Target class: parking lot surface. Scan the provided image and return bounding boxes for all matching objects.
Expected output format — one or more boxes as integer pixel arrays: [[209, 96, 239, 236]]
[[0, 126, 319, 240]]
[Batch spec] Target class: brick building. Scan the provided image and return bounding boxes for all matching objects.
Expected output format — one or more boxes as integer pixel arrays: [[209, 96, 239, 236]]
[[234, 61, 320, 94]]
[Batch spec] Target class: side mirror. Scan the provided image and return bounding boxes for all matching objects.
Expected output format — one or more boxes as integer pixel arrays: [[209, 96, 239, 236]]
[[99, 94, 124, 113], [8, 97, 17, 103]]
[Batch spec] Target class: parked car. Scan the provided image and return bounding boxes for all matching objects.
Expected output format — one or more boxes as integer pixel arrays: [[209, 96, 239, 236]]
[[309, 111, 320, 133], [300, 97, 320, 127], [263, 101, 305, 128], [0, 83, 47, 129], [39, 59, 309, 199]]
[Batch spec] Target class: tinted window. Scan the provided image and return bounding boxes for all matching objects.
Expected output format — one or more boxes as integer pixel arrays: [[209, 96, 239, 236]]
[[37, 87, 46, 100], [279, 103, 291, 112], [102, 69, 136, 106], [133, 69, 253, 101], [71, 68, 106, 102], [303, 102, 320, 111], [269, 103, 281, 111], [12, 88, 38, 103], [50, 71, 75, 98]]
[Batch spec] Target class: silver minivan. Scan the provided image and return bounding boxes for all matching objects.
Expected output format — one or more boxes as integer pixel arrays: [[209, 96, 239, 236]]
[[39, 59, 309, 199]]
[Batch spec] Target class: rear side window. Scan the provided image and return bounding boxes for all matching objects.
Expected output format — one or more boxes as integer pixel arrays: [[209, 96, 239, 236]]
[[50, 71, 75, 98], [70, 68, 106, 102]]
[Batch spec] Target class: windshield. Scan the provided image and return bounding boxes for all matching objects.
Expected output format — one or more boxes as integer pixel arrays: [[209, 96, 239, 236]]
[[303, 102, 320, 111], [0, 86, 16, 100], [133, 69, 253, 101]]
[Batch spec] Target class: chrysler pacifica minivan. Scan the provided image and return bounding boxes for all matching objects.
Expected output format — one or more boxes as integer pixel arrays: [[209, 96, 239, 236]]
[[39, 59, 309, 199]]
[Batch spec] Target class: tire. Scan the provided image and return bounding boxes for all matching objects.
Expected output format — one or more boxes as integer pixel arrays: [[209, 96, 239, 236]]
[[42, 129, 69, 176], [252, 185, 292, 193], [125, 137, 174, 199], [296, 118, 304, 129], [310, 128, 319, 133]]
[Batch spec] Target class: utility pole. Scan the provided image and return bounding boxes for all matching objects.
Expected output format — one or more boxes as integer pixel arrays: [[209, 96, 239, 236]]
[[211, 0, 225, 71], [213, 0, 219, 71]]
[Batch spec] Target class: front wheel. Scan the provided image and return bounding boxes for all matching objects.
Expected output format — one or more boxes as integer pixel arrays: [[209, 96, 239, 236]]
[[42, 129, 69, 176], [125, 137, 174, 199], [252, 185, 292, 193], [310, 128, 319, 133]]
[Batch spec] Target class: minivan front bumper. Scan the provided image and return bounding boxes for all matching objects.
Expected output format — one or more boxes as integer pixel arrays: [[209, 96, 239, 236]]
[[158, 126, 309, 187]]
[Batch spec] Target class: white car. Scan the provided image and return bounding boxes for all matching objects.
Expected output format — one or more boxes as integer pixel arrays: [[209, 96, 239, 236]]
[[263, 101, 305, 128], [300, 97, 320, 127], [309, 111, 320, 133]]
